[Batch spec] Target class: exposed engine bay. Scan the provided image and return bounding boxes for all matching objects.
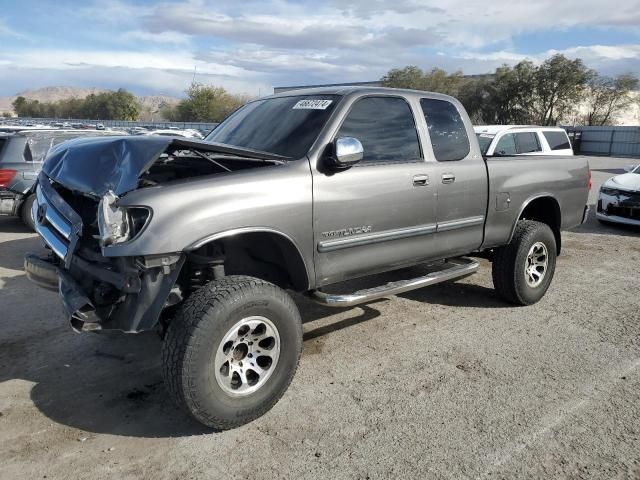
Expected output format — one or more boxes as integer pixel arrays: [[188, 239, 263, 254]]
[[139, 147, 282, 187]]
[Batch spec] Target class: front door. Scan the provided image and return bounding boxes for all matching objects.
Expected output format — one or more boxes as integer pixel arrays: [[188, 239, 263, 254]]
[[312, 95, 439, 286]]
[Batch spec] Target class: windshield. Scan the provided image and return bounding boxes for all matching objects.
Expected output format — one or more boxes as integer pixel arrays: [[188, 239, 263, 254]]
[[634, 165, 640, 174], [476, 133, 495, 155], [206, 94, 340, 158]]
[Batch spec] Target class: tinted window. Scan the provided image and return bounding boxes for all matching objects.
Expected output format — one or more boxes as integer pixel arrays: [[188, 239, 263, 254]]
[[420, 98, 470, 161], [476, 133, 495, 155], [514, 132, 541, 154], [207, 94, 339, 158], [543, 131, 571, 151], [337, 97, 421, 163], [494, 133, 517, 155]]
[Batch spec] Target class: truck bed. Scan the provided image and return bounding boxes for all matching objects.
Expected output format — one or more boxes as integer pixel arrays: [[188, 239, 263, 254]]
[[482, 155, 590, 249]]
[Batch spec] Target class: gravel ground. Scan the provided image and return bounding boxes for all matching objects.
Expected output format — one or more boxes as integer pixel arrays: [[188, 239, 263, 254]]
[[0, 156, 639, 479]]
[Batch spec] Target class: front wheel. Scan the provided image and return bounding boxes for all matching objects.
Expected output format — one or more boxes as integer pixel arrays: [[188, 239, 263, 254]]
[[492, 220, 557, 305], [161, 276, 303, 430]]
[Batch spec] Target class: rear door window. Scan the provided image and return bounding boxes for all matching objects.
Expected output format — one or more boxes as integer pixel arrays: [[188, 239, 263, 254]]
[[337, 96, 421, 163], [543, 131, 571, 151], [494, 133, 517, 155], [514, 132, 541, 154], [420, 98, 470, 161]]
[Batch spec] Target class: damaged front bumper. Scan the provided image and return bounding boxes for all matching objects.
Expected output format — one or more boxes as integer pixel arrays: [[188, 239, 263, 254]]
[[25, 174, 184, 333], [597, 189, 640, 227]]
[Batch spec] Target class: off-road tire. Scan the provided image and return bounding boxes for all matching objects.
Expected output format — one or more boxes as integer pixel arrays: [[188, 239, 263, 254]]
[[492, 220, 557, 305], [161, 275, 303, 430], [20, 193, 36, 231]]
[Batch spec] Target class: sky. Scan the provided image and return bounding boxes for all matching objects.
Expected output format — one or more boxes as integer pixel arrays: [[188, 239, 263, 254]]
[[0, 0, 639, 98]]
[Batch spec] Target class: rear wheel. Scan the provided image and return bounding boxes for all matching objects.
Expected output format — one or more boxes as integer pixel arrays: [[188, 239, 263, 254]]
[[492, 220, 557, 305], [161, 275, 302, 430], [20, 193, 36, 231]]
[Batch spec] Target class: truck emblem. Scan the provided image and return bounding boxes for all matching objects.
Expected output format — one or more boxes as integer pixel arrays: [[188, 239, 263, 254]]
[[321, 226, 372, 238], [36, 203, 47, 225]]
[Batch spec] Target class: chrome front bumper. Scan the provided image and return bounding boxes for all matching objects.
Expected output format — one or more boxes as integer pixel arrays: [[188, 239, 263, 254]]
[[31, 173, 83, 267]]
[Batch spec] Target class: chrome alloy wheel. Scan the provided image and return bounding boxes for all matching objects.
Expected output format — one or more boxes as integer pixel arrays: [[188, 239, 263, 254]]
[[214, 316, 281, 397], [525, 241, 548, 288]]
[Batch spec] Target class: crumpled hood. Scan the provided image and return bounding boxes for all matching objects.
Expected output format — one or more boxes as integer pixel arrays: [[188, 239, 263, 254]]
[[41, 135, 286, 197], [604, 172, 640, 192], [42, 135, 172, 197]]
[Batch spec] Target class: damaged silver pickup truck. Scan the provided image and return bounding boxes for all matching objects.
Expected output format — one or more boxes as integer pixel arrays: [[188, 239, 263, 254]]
[[25, 87, 590, 429]]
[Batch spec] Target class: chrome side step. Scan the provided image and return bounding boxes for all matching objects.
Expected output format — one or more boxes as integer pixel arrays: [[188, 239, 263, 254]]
[[309, 257, 479, 307]]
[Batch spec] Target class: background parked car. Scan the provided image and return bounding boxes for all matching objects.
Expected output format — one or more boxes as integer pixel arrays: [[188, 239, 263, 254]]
[[144, 128, 204, 139], [474, 126, 574, 156], [596, 163, 640, 227], [0, 129, 127, 229]]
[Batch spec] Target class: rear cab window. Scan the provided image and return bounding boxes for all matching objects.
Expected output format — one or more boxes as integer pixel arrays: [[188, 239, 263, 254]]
[[543, 131, 571, 151], [420, 98, 470, 161], [336, 96, 421, 163]]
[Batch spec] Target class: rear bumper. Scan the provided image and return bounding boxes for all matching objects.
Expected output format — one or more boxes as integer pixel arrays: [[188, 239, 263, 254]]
[[0, 189, 21, 216], [581, 205, 590, 224]]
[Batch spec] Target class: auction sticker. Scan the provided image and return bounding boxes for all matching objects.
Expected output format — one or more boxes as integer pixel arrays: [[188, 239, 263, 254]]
[[293, 99, 333, 110]]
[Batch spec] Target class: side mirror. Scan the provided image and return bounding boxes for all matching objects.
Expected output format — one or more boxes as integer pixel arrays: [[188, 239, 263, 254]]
[[624, 164, 637, 173], [331, 137, 363, 168]]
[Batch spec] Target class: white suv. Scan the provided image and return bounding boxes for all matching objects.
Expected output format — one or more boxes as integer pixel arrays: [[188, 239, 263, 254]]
[[474, 126, 574, 157]]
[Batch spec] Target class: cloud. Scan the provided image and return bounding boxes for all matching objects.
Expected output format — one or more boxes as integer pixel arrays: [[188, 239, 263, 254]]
[[0, 17, 22, 38], [120, 30, 191, 45], [0, 0, 638, 97]]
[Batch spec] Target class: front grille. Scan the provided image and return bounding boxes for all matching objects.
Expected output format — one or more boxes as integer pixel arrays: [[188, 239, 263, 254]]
[[607, 205, 640, 220], [33, 173, 83, 267]]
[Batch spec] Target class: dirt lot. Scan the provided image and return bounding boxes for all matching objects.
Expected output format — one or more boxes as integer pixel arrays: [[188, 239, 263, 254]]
[[1, 156, 639, 479]]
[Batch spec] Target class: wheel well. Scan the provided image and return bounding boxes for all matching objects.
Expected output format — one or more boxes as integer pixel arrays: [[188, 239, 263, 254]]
[[517, 197, 562, 254], [186, 232, 309, 291]]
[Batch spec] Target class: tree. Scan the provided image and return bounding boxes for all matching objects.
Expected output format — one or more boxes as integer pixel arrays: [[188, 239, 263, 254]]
[[166, 83, 248, 122], [381, 65, 425, 90], [533, 54, 593, 125], [11, 89, 141, 120], [583, 73, 639, 125], [12, 96, 29, 116], [381, 66, 465, 97]]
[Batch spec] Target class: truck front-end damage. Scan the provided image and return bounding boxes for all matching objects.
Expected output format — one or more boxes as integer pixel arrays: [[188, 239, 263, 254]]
[[24, 135, 284, 333], [25, 171, 185, 332]]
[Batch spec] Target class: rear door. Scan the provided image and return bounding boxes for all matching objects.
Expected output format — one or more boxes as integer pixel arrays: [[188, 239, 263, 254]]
[[419, 98, 487, 258]]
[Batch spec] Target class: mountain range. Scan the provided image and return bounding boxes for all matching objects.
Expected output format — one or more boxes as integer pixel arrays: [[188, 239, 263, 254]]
[[0, 86, 181, 117]]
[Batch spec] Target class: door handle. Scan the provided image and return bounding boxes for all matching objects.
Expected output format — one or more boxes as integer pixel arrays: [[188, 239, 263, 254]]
[[412, 174, 429, 186], [441, 173, 456, 184]]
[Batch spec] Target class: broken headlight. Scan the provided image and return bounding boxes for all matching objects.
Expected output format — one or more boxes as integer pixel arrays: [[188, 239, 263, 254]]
[[97, 191, 150, 246]]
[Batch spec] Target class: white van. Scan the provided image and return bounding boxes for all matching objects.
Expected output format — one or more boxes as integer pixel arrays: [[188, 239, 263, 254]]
[[474, 126, 574, 156]]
